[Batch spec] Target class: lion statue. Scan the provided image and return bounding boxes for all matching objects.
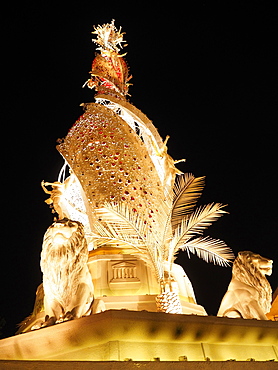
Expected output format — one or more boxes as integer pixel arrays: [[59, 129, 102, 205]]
[[40, 218, 94, 326], [217, 251, 273, 320]]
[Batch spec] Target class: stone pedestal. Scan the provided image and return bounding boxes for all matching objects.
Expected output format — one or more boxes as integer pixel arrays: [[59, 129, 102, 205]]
[[0, 310, 277, 362], [87, 250, 202, 314]]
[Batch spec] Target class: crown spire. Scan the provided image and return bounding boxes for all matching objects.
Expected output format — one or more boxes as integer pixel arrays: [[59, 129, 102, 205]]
[[92, 19, 126, 54], [84, 20, 132, 99]]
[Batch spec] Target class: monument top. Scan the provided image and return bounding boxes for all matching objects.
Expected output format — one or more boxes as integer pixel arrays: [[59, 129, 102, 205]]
[[84, 20, 132, 98]]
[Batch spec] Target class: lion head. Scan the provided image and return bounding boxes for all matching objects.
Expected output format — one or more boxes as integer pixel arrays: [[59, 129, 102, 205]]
[[233, 251, 273, 313], [41, 218, 89, 309]]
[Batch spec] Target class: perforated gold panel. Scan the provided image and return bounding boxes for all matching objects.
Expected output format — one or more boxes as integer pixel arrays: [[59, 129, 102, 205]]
[[57, 103, 164, 232]]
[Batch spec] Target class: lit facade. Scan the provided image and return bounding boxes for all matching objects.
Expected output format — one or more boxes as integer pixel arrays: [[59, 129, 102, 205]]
[[0, 20, 277, 368]]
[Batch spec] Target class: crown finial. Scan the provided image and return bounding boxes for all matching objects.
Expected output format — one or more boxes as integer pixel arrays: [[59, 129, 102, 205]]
[[84, 20, 132, 98], [92, 19, 126, 54]]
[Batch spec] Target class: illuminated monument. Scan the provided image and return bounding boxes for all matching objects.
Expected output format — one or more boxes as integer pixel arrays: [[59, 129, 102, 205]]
[[0, 21, 277, 368]]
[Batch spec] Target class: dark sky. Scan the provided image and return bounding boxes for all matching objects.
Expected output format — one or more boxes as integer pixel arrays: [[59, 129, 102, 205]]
[[1, 1, 277, 338]]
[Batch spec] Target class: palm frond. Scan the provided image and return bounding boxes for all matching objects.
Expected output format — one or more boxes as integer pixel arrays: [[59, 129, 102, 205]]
[[96, 203, 149, 240], [180, 236, 234, 266], [171, 174, 206, 230], [168, 203, 227, 260], [92, 229, 162, 276], [90, 231, 143, 249], [93, 203, 164, 279]]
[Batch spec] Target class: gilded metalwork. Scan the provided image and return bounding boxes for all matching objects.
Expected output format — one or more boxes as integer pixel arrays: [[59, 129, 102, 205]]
[[57, 103, 165, 237]]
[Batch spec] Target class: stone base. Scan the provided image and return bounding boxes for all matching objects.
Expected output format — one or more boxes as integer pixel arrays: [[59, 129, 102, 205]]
[[100, 294, 207, 315], [0, 360, 277, 370], [0, 310, 277, 363], [17, 295, 207, 334]]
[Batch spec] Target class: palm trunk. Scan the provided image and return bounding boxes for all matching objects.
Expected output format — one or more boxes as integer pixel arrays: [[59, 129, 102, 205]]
[[156, 278, 183, 314]]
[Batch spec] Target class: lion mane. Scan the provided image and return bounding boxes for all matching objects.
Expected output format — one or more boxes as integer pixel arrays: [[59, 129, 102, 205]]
[[218, 251, 273, 320], [40, 218, 94, 323]]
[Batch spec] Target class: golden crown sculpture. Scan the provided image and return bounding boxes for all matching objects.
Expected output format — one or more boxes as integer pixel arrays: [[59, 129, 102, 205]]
[[57, 20, 233, 310]]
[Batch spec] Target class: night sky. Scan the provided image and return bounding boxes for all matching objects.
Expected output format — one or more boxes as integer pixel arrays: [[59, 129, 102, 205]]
[[1, 2, 277, 338]]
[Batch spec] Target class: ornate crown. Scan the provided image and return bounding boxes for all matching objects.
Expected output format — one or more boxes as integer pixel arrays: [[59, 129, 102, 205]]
[[84, 20, 132, 99]]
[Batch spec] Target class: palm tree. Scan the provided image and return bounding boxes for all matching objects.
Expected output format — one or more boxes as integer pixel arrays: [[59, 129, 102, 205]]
[[92, 172, 234, 313]]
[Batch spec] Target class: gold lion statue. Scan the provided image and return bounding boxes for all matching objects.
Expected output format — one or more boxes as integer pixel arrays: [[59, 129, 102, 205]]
[[40, 218, 94, 326], [217, 251, 273, 320]]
